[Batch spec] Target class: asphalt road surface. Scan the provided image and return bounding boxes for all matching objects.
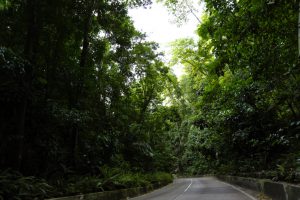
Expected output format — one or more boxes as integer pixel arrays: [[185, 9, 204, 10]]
[[130, 177, 256, 200]]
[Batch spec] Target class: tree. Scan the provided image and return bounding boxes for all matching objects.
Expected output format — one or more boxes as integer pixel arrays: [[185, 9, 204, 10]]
[[0, 0, 178, 177], [167, 0, 300, 176]]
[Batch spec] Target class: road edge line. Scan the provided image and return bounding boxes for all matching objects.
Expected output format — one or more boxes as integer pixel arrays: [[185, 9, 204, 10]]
[[219, 180, 257, 200]]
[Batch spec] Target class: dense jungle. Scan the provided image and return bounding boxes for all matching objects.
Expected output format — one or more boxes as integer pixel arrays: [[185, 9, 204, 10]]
[[0, 0, 299, 199]]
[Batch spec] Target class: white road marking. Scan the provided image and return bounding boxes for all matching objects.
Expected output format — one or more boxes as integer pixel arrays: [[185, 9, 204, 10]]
[[184, 179, 193, 192], [173, 179, 193, 200], [219, 180, 257, 200]]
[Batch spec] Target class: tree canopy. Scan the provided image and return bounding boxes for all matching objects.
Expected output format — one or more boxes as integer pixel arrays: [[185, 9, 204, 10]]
[[0, 0, 300, 199], [168, 0, 300, 176]]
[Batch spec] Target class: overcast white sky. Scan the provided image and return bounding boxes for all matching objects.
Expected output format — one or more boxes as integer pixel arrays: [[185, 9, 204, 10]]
[[128, 2, 203, 77]]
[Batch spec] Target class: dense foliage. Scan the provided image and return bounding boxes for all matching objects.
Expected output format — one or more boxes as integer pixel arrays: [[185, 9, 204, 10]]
[[0, 169, 172, 199], [1, 0, 300, 198], [168, 0, 300, 179], [0, 0, 177, 198]]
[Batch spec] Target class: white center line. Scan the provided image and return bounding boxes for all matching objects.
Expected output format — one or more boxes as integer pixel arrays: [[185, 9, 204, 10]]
[[173, 179, 193, 200], [184, 179, 193, 192]]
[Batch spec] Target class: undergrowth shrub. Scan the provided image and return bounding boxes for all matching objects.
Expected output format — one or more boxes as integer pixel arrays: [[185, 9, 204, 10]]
[[66, 176, 103, 195], [0, 169, 55, 200], [0, 168, 173, 199], [147, 172, 173, 184], [115, 173, 150, 188]]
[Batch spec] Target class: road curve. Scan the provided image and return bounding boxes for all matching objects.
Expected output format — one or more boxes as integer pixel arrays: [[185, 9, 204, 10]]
[[130, 177, 256, 200]]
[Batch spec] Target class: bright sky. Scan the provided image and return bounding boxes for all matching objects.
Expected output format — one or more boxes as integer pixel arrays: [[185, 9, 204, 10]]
[[128, 1, 203, 78]]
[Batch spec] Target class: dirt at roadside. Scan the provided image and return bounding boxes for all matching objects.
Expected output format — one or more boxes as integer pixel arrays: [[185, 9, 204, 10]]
[[256, 193, 272, 200]]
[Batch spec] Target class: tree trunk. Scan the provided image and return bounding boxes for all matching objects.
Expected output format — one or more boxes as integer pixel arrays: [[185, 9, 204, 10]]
[[15, 100, 27, 170], [71, 0, 95, 168], [77, 0, 95, 102], [298, 0, 300, 57], [24, 0, 39, 63], [12, 0, 39, 171], [138, 88, 154, 124]]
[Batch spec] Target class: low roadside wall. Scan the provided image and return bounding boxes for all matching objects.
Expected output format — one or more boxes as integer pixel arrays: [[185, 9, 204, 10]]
[[217, 175, 300, 200], [46, 182, 169, 200]]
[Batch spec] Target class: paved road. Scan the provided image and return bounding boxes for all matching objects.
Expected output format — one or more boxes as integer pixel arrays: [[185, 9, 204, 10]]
[[130, 177, 256, 200]]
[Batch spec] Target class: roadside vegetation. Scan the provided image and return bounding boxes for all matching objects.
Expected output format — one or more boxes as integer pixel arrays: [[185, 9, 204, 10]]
[[0, 0, 176, 199], [165, 0, 300, 182], [0, 0, 299, 199], [0, 169, 172, 199]]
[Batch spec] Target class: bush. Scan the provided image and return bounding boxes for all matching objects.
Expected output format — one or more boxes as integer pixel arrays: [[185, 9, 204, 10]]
[[146, 172, 173, 184], [0, 170, 55, 200], [66, 176, 103, 195], [0, 168, 173, 199], [115, 173, 150, 188]]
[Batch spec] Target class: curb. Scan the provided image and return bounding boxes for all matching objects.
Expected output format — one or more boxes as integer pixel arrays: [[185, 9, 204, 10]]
[[46, 182, 170, 200], [217, 175, 300, 200]]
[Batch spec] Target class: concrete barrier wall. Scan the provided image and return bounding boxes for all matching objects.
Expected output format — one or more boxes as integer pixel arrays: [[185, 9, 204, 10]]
[[217, 175, 300, 200], [46, 182, 168, 200]]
